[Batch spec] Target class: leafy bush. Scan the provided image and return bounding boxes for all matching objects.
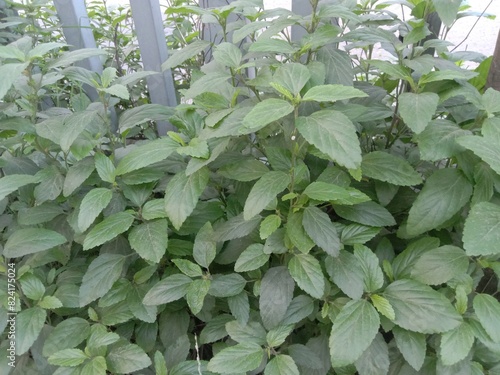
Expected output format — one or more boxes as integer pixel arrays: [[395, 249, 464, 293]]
[[1, 0, 500, 374]]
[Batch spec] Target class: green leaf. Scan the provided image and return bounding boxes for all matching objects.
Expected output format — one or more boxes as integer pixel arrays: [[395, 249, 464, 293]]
[[193, 222, 216, 269], [129, 219, 168, 263], [354, 244, 384, 292], [19, 273, 45, 301], [78, 188, 113, 232], [107, 343, 152, 374], [286, 211, 315, 253], [209, 273, 246, 298], [4, 228, 66, 258], [457, 132, 500, 176], [341, 224, 381, 245], [296, 110, 362, 170], [219, 158, 269, 182], [473, 294, 500, 343], [432, 0, 461, 26], [393, 326, 426, 371], [392, 237, 440, 280], [63, 157, 95, 197], [411, 245, 469, 285], [154, 351, 168, 375], [83, 211, 135, 250], [235, 244, 270, 272], [16, 306, 47, 355], [115, 137, 178, 175], [302, 206, 341, 257], [281, 295, 315, 325], [287, 344, 323, 371], [214, 213, 261, 242], [0, 174, 39, 201], [0, 45, 25, 60], [119, 104, 174, 133], [244, 171, 290, 220], [0, 62, 29, 100], [48, 348, 88, 367], [463, 202, 500, 256], [302, 84, 367, 102], [288, 253, 325, 299], [241, 98, 294, 132], [43, 317, 90, 357], [383, 279, 462, 333], [213, 42, 242, 68], [162, 39, 209, 70], [272, 63, 311, 95], [103, 84, 129, 99], [398, 92, 439, 134], [38, 295, 63, 309], [249, 38, 297, 54], [143, 274, 192, 305], [228, 292, 250, 325], [183, 71, 231, 99], [354, 333, 389, 375], [370, 294, 395, 320], [264, 354, 299, 375], [329, 299, 380, 367], [186, 279, 210, 315], [60, 110, 99, 152], [207, 342, 263, 374], [440, 322, 475, 366], [226, 320, 267, 345], [80, 356, 107, 375], [260, 214, 281, 240], [368, 60, 411, 81], [361, 151, 422, 186], [79, 254, 126, 306], [173, 259, 203, 278], [266, 325, 294, 348], [325, 251, 364, 299], [482, 87, 500, 115], [407, 169, 472, 236], [415, 120, 471, 162], [317, 46, 353, 86], [200, 314, 233, 345], [303, 181, 370, 205], [142, 199, 168, 220], [94, 153, 116, 184], [334, 201, 396, 227], [260, 266, 295, 330], [164, 168, 210, 230]]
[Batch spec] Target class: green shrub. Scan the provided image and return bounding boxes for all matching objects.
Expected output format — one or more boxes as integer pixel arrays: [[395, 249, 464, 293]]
[[1, 0, 500, 374]]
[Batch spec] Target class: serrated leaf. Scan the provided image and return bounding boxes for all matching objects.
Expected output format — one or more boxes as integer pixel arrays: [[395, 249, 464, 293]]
[[286, 211, 315, 253], [411, 245, 469, 285], [63, 157, 95, 197], [164, 168, 209, 230], [142, 199, 168, 220], [219, 158, 269, 182], [302, 84, 367, 102], [241, 98, 294, 132], [325, 251, 364, 299], [4, 228, 67, 258], [463, 202, 500, 256], [398, 92, 439, 134], [78, 188, 113, 232], [281, 295, 315, 325], [260, 214, 281, 240], [361, 151, 422, 186], [207, 342, 264, 373], [103, 84, 129, 99], [38, 295, 63, 309], [243, 171, 290, 220], [317, 46, 353, 86], [0, 62, 29, 100], [329, 299, 380, 367], [183, 71, 231, 99], [354, 244, 384, 292], [173, 259, 203, 278], [302, 206, 340, 257], [186, 279, 210, 315], [235, 244, 270, 272], [115, 137, 178, 175], [440, 322, 475, 366], [392, 237, 440, 280], [79, 254, 126, 306], [296, 110, 361, 170], [407, 169, 472, 236], [209, 273, 246, 298], [80, 356, 107, 375], [213, 42, 242, 68], [354, 333, 389, 375], [107, 343, 152, 374], [341, 224, 381, 245], [393, 326, 426, 371], [60, 110, 99, 152], [94, 153, 115, 184], [177, 138, 209, 159], [384, 279, 462, 333], [162, 39, 209, 70], [226, 320, 267, 346], [129, 219, 168, 263], [193, 222, 216, 268], [143, 274, 192, 305], [473, 294, 500, 343], [260, 266, 295, 330], [83, 211, 135, 250], [288, 253, 325, 299], [334, 201, 396, 227], [43, 318, 90, 357], [228, 292, 250, 325], [0, 174, 39, 201], [16, 306, 47, 355], [48, 348, 88, 367], [20, 273, 45, 301], [370, 294, 395, 320], [432, 0, 461, 27], [199, 314, 233, 345], [249, 38, 297, 54], [303, 181, 370, 205], [264, 354, 299, 375]]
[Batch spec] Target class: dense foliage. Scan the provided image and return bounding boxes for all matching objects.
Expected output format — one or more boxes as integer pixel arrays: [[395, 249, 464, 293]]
[[1, 0, 500, 374]]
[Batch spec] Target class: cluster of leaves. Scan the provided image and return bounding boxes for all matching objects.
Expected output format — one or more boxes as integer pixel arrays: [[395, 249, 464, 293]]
[[1, 0, 500, 374]]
